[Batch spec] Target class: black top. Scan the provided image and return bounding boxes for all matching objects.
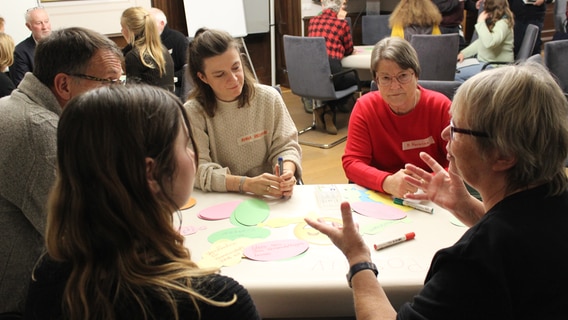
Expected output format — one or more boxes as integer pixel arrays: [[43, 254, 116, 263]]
[[397, 184, 568, 319], [11, 35, 36, 86], [25, 255, 261, 320], [160, 25, 189, 88], [0, 71, 15, 98], [123, 44, 175, 93]]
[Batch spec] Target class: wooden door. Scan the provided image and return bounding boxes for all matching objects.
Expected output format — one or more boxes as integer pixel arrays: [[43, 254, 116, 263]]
[[275, 0, 302, 87]]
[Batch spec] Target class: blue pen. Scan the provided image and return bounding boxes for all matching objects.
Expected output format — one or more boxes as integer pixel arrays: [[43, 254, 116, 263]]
[[278, 157, 283, 176]]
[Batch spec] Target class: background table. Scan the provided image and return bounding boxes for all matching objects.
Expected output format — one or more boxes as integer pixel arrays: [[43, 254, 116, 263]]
[[179, 184, 467, 319], [341, 45, 374, 81]]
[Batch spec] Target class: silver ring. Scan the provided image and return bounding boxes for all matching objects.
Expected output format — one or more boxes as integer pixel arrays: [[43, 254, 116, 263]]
[[266, 186, 270, 192]]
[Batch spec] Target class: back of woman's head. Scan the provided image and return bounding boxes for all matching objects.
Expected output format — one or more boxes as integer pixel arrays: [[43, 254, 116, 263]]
[[49, 84, 189, 260], [47, 84, 203, 319], [0, 32, 14, 69], [187, 28, 256, 116], [452, 62, 568, 196], [390, 0, 442, 27], [121, 6, 166, 74], [484, 0, 514, 30], [371, 37, 421, 79]]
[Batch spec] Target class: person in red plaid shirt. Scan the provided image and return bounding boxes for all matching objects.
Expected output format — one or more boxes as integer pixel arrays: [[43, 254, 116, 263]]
[[308, 0, 358, 134]]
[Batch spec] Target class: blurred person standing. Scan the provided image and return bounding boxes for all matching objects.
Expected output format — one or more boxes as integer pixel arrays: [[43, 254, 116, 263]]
[[11, 7, 51, 86]]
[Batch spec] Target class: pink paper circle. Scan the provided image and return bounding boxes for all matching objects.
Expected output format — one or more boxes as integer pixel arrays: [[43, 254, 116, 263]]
[[243, 239, 309, 261], [351, 202, 407, 220], [198, 200, 242, 220]]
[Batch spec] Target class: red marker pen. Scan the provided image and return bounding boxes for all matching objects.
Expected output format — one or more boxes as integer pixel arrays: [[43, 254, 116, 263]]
[[373, 232, 415, 251]]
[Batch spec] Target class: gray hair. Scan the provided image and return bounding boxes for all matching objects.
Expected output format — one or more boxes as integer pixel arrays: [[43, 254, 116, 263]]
[[321, 0, 343, 12], [370, 37, 421, 79], [452, 62, 568, 196]]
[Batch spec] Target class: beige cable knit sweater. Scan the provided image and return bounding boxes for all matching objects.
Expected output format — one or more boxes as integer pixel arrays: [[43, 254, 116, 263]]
[[184, 84, 302, 192]]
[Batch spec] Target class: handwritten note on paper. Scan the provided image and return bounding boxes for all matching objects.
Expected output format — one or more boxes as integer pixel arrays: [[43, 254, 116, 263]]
[[198, 238, 258, 268], [207, 226, 271, 243], [243, 239, 310, 261], [233, 198, 270, 226], [351, 202, 407, 220], [360, 218, 411, 235], [198, 200, 242, 220], [258, 216, 305, 228], [178, 225, 207, 236]]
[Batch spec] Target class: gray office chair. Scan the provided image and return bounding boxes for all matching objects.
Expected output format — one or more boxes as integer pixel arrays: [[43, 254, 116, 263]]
[[361, 15, 391, 45], [410, 33, 460, 81], [417, 80, 461, 100], [544, 39, 568, 95], [283, 35, 360, 149], [526, 53, 543, 65], [516, 24, 540, 61]]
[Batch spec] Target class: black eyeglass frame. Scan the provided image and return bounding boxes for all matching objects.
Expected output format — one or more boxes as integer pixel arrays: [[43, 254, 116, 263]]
[[68, 73, 124, 85], [450, 120, 490, 139]]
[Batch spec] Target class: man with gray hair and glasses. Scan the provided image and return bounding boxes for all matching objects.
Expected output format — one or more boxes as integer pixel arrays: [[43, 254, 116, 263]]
[[0, 27, 123, 316]]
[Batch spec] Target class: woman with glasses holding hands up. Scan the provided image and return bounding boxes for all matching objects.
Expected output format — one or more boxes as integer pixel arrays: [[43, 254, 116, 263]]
[[342, 37, 450, 198], [307, 62, 568, 320]]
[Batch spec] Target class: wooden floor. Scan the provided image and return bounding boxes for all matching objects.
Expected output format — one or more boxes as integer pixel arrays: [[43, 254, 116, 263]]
[[281, 87, 350, 185]]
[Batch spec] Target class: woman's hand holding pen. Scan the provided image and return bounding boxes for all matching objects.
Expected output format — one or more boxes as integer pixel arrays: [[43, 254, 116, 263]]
[[275, 160, 296, 199]]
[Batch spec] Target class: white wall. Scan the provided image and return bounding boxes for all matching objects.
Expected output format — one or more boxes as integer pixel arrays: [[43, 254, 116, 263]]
[[1, 0, 151, 45]]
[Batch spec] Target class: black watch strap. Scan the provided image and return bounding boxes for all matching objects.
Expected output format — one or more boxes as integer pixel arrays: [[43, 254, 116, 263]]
[[346, 261, 378, 288]]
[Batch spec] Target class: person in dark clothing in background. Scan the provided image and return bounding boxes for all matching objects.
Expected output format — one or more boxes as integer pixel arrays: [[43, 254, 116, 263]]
[[150, 7, 190, 99]]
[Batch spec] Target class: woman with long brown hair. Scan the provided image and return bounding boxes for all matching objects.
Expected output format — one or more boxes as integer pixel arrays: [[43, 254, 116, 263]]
[[25, 85, 260, 320], [455, 0, 514, 82]]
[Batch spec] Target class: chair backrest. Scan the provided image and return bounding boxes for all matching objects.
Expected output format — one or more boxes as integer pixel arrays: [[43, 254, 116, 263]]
[[526, 53, 543, 65], [517, 24, 540, 61], [544, 39, 568, 93], [283, 35, 338, 100], [362, 15, 391, 45], [418, 80, 461, 100], [410, 33, 460, 81], [179, 63, 193, 102], [554, 0, 567, 33]]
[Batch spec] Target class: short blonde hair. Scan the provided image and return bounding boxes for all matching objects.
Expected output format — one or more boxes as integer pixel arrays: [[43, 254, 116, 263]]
[[0, 32, 14, 69]]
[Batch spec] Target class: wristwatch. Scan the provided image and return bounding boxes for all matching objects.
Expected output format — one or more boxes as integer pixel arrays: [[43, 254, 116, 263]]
[[346, 261, 378, 288]]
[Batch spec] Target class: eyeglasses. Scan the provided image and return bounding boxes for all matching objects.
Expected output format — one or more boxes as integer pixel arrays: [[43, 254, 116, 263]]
[[68, 74, 125, 86], [377, 71, 414, 86], [450, 120, 489, 140]]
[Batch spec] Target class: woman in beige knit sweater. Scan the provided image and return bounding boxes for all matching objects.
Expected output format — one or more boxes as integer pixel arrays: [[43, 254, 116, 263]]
[[184, 28, 302, 197]]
